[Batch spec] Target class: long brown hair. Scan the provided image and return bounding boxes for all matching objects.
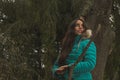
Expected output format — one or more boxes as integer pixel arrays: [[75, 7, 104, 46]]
[[58, 17, 88, 66]]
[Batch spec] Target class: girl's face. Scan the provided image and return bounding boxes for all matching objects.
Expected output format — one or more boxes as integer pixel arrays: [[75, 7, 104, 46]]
[[74, 20, 85, 35]]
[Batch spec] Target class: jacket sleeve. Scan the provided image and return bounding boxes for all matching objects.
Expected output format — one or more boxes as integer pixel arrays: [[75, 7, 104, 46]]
[[52, 54, 60, 77], [73, 40, 97, 73]]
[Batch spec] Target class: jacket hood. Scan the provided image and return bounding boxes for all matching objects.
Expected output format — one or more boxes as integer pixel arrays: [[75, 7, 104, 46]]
[[81, 29, 92, 39]]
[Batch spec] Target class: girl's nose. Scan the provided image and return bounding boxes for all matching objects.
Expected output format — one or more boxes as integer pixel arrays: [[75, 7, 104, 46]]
[[79, 27, 82, 29]]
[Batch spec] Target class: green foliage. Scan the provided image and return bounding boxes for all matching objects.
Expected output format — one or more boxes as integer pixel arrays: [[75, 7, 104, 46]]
[[2, 0, 118, 80]]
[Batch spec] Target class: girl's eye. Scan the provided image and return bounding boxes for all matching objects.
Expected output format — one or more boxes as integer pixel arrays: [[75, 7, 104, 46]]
[[75, 24, 80, 27]]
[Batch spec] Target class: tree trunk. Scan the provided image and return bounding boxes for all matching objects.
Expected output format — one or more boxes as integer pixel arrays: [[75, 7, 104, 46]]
[[86, 0, 115, 80]]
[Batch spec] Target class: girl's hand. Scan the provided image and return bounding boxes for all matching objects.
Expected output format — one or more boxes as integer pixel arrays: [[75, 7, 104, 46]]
[[56, 65, 68, 74]]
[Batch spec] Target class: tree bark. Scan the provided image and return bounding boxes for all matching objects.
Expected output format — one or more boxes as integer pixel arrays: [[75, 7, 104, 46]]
[[86, 0, 115, 80]]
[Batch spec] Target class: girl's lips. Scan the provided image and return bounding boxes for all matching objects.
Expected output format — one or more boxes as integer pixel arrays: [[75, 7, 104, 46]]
[[77, 30, 82, 33]]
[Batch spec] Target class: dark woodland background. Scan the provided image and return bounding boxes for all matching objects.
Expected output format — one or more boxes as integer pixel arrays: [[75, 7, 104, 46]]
[[0, 0, 120, 80]]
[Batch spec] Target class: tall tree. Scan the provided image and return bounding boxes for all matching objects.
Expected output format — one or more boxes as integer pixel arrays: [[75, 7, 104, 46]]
[[105, 0, 120, 80], [86, 0, 115, 80]]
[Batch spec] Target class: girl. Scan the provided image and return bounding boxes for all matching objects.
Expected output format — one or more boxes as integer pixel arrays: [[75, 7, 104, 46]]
[[52, 17, 96, 80]]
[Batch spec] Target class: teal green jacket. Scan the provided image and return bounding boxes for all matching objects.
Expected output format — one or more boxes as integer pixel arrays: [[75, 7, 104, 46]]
[[52, 35, 97, 80]]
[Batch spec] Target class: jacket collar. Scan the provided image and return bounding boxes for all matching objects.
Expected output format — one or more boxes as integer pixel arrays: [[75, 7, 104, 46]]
[[75, 29, 92, 42], [81, 29, 92, 39]]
